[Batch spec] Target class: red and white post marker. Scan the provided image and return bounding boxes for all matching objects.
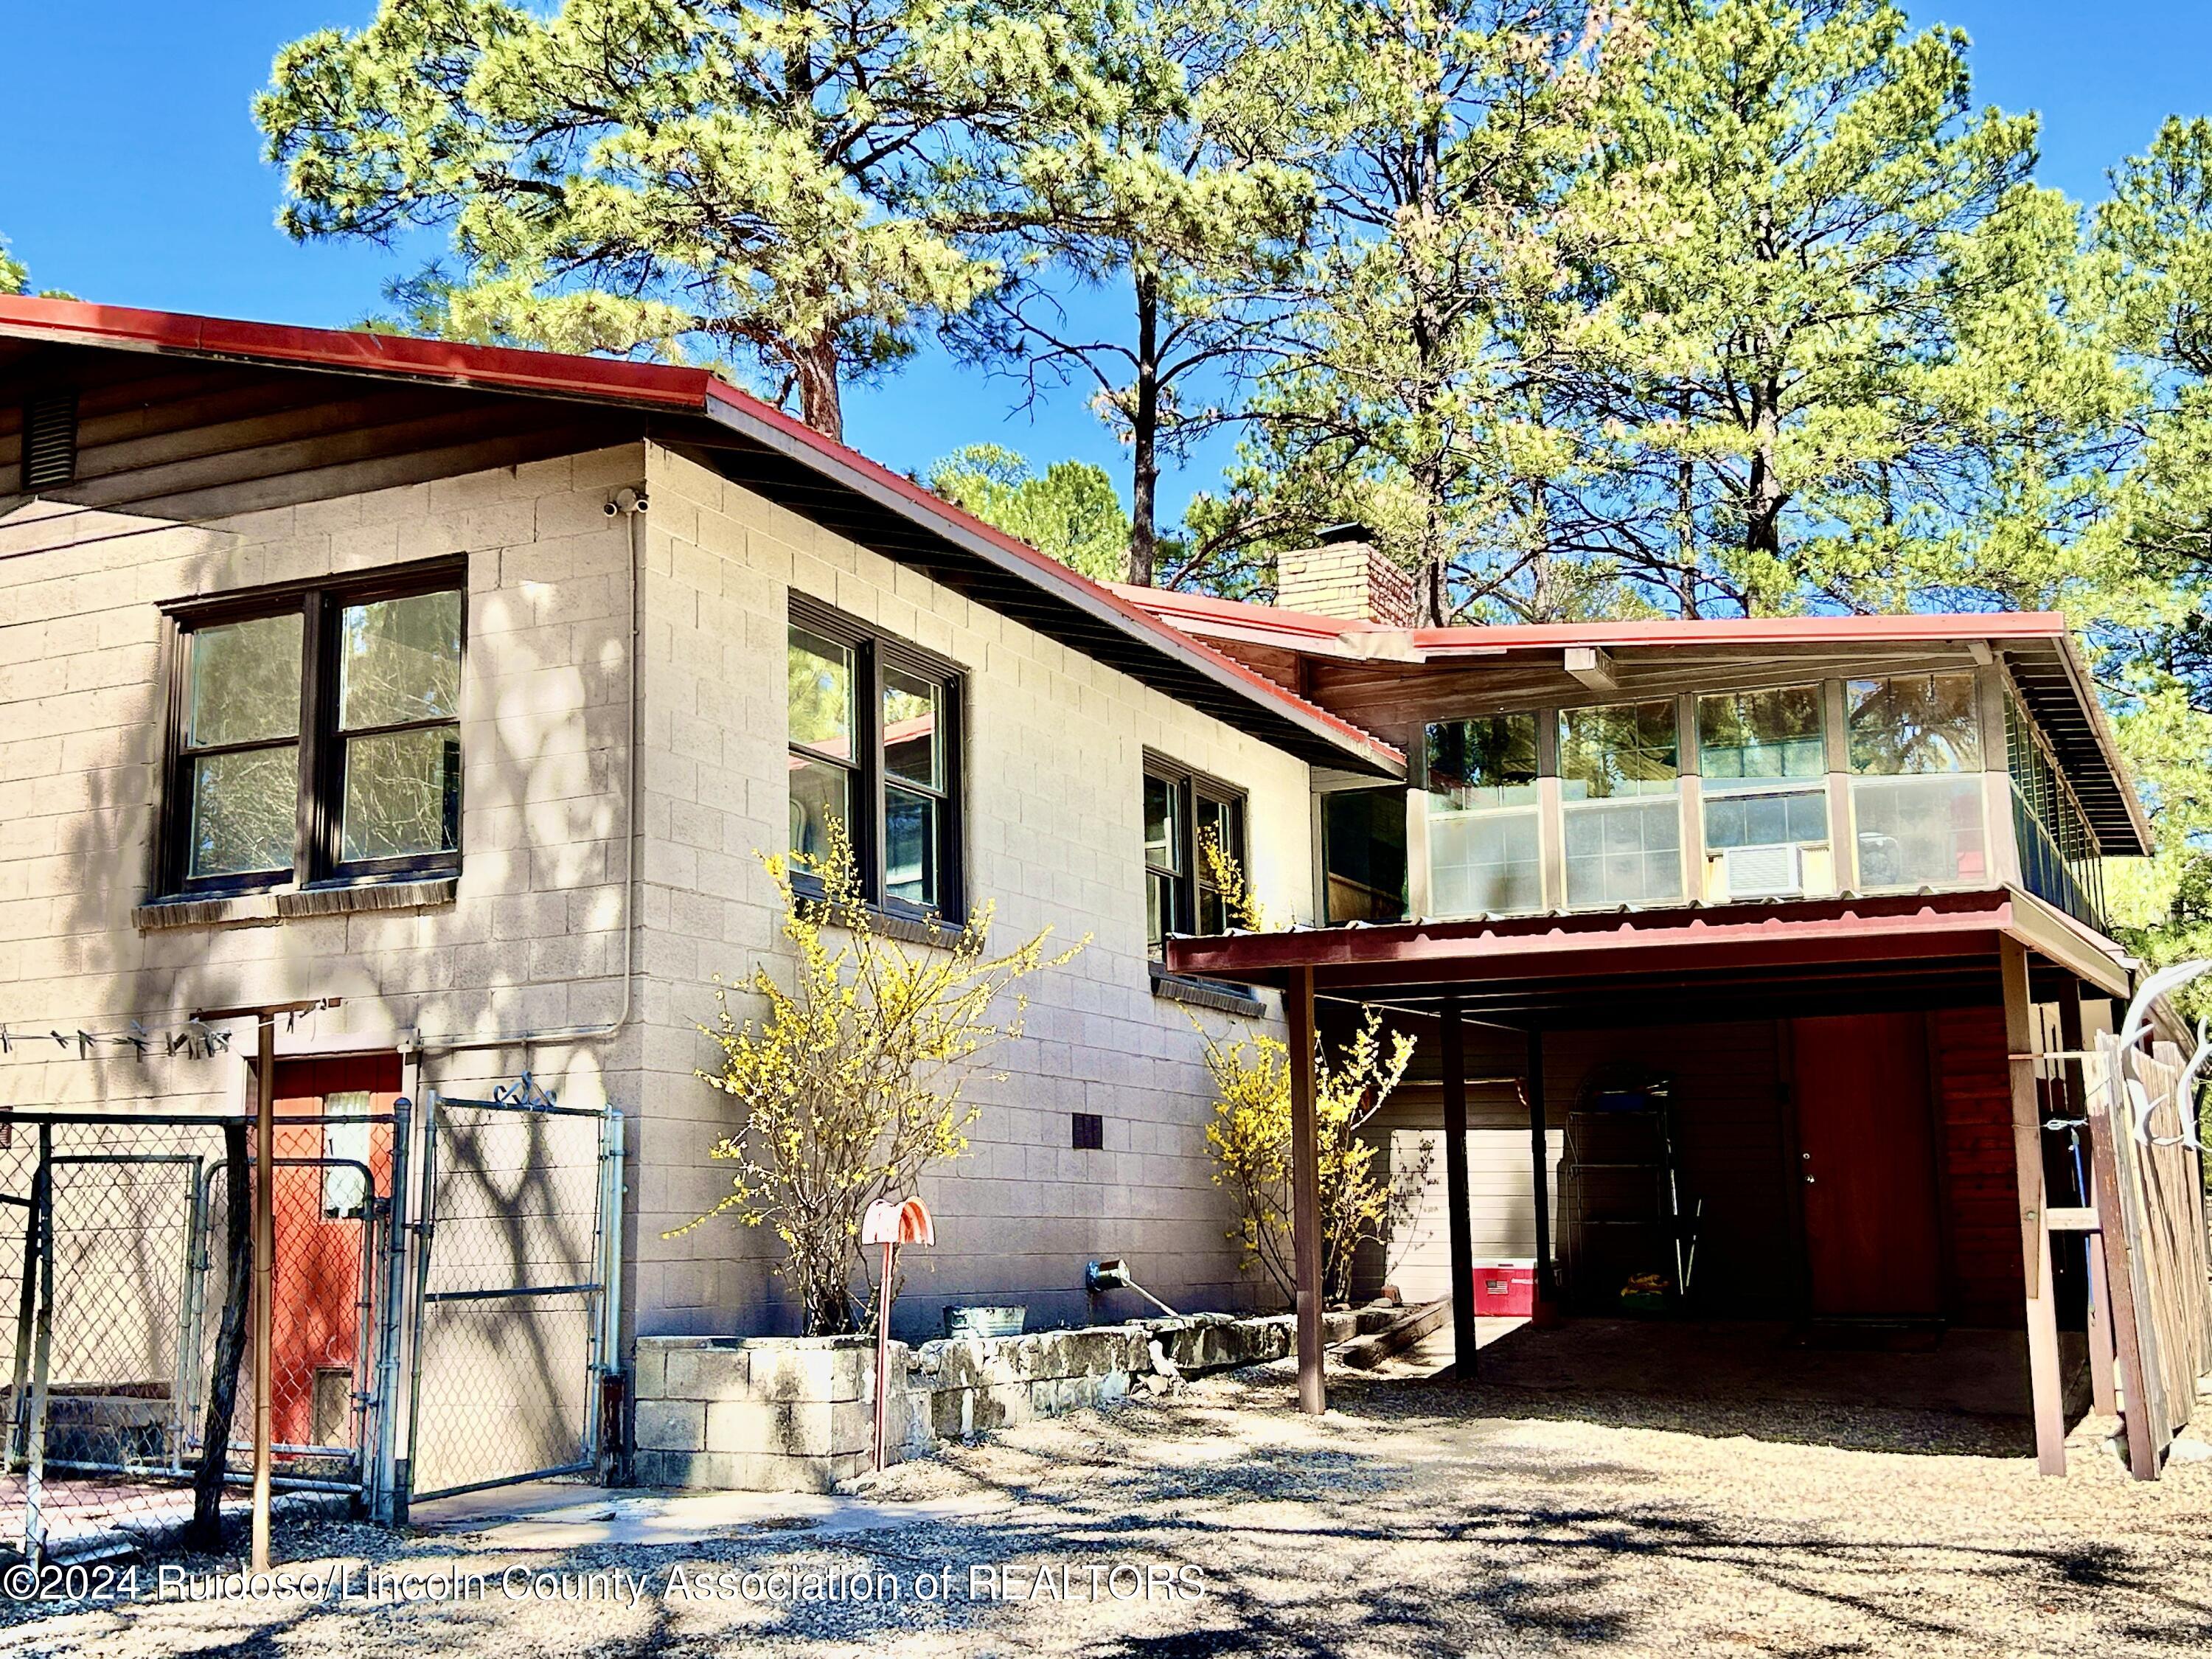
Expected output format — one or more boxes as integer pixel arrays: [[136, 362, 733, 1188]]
[[859, 1197, 935, 1471]]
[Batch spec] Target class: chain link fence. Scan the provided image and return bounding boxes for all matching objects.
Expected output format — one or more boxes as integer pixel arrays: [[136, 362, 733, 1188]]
[[0, 1110, 405, 1563]]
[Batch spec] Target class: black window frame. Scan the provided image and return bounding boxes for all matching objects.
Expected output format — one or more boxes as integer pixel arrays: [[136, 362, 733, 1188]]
[[1143, 751, 1248, 953], [157, 557, 467, 900], [786, 594, 965, 922]]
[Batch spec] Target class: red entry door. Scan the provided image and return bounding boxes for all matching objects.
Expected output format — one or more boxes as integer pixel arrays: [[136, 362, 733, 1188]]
[[268, 1054, 400, 1450], [1790, 1014, 1943, 1318]]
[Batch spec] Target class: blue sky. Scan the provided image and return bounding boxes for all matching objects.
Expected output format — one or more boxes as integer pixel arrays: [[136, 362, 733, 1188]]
[[2, 1, 2208, 517]]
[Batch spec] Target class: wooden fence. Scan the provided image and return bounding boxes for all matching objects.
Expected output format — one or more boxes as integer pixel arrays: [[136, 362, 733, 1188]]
[[2086, 1034, 2212, 1478]]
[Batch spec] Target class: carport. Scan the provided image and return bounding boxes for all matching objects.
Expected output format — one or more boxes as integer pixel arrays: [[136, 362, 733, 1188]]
[[1165, 884, 2148, 1475]]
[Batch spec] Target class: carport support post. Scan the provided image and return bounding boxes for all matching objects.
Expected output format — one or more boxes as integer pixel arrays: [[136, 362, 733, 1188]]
[[2000, 937, 2067, 1476], [1286, 966, 1325, 1415], [252, 1013, 275, 1569], [1527, 1024, 1552, 1313], [1441, 998, 1476, 1379]]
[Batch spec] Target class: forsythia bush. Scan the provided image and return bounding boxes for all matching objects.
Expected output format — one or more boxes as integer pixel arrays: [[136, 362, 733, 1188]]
[[1202, 1008, 1419, 1307], [678, 820, 1080, 1335]]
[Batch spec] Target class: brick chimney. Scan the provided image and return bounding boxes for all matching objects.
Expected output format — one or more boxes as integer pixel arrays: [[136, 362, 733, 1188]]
[[1276, 524, 1416, 627]]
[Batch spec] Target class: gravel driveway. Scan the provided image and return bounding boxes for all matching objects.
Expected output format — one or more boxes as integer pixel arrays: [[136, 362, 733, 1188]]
[[4, 1347, 2208, 1658]]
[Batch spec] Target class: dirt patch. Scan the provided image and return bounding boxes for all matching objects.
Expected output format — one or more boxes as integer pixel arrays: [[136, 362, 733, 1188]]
[[4, 1354, 2208, 1658]]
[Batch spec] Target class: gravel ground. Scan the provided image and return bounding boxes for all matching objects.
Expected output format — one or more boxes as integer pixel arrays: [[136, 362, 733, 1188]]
[[4, 1349, 2209, 1659]]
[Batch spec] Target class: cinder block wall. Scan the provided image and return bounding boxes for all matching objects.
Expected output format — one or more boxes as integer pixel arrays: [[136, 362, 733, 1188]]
[[0, 448, 653, 1128], [0, 437, 1310, 1359], [630, 445, 1311, 1342]]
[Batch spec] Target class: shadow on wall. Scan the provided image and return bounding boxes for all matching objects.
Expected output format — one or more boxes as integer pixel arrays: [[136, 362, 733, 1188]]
[[13, 470, 677, 1461]]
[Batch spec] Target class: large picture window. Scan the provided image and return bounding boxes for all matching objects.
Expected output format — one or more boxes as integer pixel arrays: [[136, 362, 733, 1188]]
[[1425, 714, 1541, 918], [1559, 700, 1680, 907], [1848, 672, 1986, 891], [161, 564, 463, 894], [787, 597, 962, 918], [1143, 756, 1247, 953]]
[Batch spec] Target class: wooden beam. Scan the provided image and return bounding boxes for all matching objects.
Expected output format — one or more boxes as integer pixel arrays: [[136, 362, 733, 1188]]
[[2000, 936, 2068, 1475], [1441, 999, 1476, 1379], [1563, 645, 1618, 692], [2084, 1037, 2159, 1479], [1528, 1025, 1554, 1311], [1286, 967, 1326, 1415]]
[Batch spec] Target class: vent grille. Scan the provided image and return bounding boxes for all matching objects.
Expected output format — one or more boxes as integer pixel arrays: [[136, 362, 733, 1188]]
[[23, 389, 77, 489]]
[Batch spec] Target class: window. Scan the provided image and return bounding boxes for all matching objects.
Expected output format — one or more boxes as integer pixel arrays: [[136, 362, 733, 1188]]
[[1071, 1111, 1105, 1151], [162, 565, 463, 894], [1143, 757, 1247, 953], [1424, 714, 1541, 917], [1698, 685, 1829, 863], [321, 1099, 372, 1220], [787, 598, 962, 917], [2006, 688, 2106, 930], [1848, 672, 1986, 891], [1322, 787, 1408, 923], [1559, 700, 1681, 907]]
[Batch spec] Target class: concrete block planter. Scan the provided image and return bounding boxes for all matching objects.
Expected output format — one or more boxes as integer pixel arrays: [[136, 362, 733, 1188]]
[[632, 1312, 1304, 1492]]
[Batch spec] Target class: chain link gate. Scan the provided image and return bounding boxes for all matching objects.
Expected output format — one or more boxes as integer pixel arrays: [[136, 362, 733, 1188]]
[[0, 1109, 407, 1563], [405, 1077, 622, 1504]]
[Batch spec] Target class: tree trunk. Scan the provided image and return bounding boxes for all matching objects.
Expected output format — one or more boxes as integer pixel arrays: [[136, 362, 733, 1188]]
[[186, 1122, 251, 1550], [1128, 265, 1161, 587], [793, 337, 844, 444], [1745, 397, 1784, 568], [1675, 383, 1703, 618]]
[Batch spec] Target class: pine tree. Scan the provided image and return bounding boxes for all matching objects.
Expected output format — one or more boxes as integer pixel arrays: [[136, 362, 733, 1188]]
[[257, 0, 1091, 440], [1577, 0, 2122, 616], [1221, 0, 1632, 624], [947, 0, 1310, 584]]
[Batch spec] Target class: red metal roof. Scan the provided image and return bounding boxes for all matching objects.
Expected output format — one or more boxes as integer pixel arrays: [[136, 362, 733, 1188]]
[[1114, 581, 2148, 856], [1164, 886, 2135, 1003], [1112, 581, 2074, 653], [0, 296, 1400, 776], [1410, 611, 2076, 653]]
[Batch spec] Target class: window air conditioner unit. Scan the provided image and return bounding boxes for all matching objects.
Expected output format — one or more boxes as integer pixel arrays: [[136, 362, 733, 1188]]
[[1720, 842, 1804, 901]]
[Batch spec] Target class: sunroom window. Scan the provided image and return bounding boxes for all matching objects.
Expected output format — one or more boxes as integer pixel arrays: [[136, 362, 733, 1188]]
[[1425, 714, 1540, 917], [1698, 686, 1830, 895], [1559, 701, 1681, 907], [1848, 672, 1986, 891]]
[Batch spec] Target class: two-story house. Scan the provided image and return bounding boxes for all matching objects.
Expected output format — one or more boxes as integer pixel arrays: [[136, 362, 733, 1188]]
[[1137, 542, 2166, 1474], [0, 296, 2180, 1500]]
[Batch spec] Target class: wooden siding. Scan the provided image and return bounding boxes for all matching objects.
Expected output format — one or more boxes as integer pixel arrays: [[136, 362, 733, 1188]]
[[1, 347, 639, 522], [1310, 644, 1996, 742], [1930, 1004, 2028, 1329]]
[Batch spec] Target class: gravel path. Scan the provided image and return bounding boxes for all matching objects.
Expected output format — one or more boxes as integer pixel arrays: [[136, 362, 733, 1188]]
[[4, 1352, 2208, 1658]]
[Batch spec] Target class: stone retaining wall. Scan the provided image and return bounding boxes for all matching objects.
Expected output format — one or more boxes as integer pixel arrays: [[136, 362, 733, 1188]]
[[632, 1312, 1318, 1492]]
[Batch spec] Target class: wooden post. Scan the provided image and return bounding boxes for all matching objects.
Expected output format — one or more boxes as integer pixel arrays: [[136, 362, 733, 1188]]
[[1440, 998, 1475, 1379], [1285, 967, 1325, 1415], [252, 1015, 276, 1570], [1527, 1024, 1553, 1312], [2000, 937, 2067, 1475], [2084, 1034, 2159, 1480], [2059, 990, 2116, 1416]]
